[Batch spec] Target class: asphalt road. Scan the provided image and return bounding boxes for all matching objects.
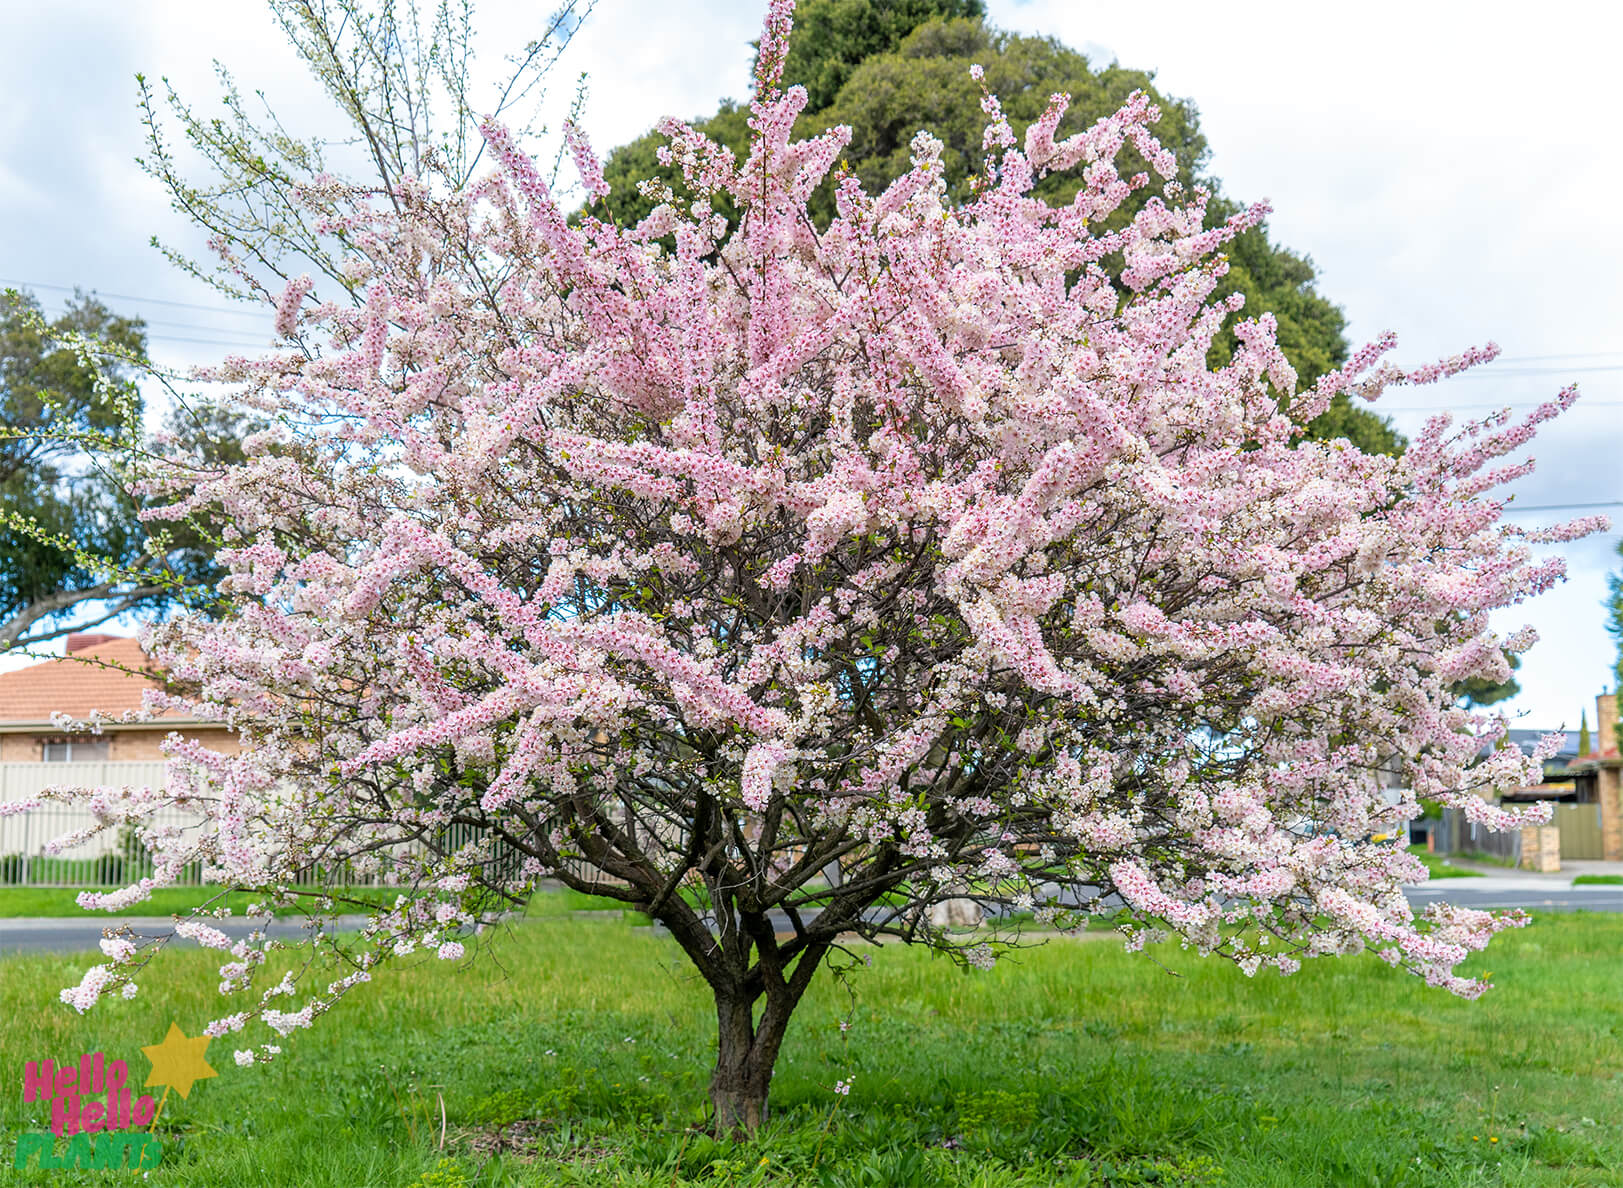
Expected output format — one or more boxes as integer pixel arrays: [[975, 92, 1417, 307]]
[[5, 884, 1622, 953], [1403, 886, 1623, 912], [0, 915, 374, 955]]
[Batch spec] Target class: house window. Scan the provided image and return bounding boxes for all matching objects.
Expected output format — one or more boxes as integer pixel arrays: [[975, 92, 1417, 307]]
[[40, 739, 110, 763]]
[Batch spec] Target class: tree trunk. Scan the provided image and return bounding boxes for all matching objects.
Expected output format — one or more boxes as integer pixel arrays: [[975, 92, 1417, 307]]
[[708, 991, 782, 1136]]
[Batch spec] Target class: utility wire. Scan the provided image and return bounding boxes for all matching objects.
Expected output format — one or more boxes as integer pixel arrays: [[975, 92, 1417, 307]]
[[1438, 365, 1623, 378], [1499, 501, 1620, 513], [23, 294, 272, 350], [26, 311, 270, 349], [31, 305, 268, 338], [1493, 351, 1623, 364], [1381, 400, 1623, 412], [144, 335, 275, 348], [0, 277, 267, 318], [7, 277, 1623, 372], [7, 279, 1623, 405], [5, 276, 1623, 358]]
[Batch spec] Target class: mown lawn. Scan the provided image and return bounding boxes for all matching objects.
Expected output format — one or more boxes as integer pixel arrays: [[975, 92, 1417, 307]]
[[1406, 846, 1484, 880], [0, 885, 404, 918], [0, 885, 627, 919], [1, 903, 1619, 1186]]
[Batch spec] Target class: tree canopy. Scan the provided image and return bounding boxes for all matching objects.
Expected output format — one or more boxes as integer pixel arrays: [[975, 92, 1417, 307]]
[[780, 0, 987, 112], [0, 292, 165, 648], [599, 1, 1399, 455], [35, 1, 1593, 1135], [1452, 652, 1520, 709]]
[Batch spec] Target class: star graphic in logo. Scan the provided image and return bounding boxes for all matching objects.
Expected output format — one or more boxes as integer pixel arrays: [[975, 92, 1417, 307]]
[[141, 1022, 218, 1100]]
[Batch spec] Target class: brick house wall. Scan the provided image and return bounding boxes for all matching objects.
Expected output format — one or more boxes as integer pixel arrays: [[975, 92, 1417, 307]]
[[0, 635, 239, 771], [1574, 692, 1622, 862], [0, 726, 240, 763]]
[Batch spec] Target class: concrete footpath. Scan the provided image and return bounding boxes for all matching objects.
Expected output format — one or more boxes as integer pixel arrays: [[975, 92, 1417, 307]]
[[1424, 855, 1623, 887]]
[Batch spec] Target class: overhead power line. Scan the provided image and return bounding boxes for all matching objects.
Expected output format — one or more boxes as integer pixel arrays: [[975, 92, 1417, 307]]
[[0, 277, 267, 319], [1381, 400, 1623, 412], [1499, 500, 1621, 512], [145, 334, 275, 348], [1493, 351, 1623, 364], [5, 276, 1622, 355], [27, 303, 269, 350], [1443, 365, 1623, 378], [5, 278, 1622, 406], [29, 305, 268, 337]]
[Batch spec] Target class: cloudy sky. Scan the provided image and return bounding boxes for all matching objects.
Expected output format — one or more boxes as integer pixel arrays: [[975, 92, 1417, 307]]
[[3, 0, 1619, 731]]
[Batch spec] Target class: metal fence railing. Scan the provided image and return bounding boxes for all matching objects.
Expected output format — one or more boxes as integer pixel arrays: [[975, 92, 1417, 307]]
[[0, 762, 378, 889], [0, 762, 208, 886], [0, 763, 544, 890], [4, 760, 665, 893], [1430, 806, 1522, 866]]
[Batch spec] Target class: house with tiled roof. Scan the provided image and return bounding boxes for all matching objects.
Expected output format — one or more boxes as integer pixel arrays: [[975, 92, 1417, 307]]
[[0, 634, 238, 880], [1553, 692, 1623, 861], [0, 634, 237, 764]]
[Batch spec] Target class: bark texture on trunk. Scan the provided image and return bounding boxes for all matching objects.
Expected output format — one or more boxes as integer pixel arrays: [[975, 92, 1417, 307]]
[[641, 879, 832, 1136], [708, 993, 783, 1135]]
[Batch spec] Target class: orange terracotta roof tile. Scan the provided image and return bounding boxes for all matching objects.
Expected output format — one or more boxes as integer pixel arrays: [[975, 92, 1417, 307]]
[[0, 638, 177, 723]]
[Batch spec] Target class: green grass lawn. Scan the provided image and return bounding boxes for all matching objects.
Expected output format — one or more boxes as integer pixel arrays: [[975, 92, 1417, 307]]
[[1406, 845, 1484, 880], [1572, 875, 1623, 886], [0, 884, 629, 919], [0, 885, 411, 918], [2, 903, 1619, 1186], [1455, 851, 1520, 870]]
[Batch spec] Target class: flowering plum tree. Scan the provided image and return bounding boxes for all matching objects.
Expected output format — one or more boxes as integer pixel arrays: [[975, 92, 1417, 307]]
[[27, 0, 1604, 1134]]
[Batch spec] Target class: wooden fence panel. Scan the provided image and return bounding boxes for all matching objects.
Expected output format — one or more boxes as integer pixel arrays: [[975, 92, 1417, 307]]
[[1432, 807, 1522, 865], [1553, 802, 1605, 860]]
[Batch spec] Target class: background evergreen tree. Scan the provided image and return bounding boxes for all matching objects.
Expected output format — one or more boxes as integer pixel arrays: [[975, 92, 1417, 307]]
[[598, 0, 1399, 454], [0, 290, 253, 649]]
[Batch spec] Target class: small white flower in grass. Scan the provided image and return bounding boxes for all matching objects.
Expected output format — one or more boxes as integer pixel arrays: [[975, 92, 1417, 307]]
[[234, 1050, 254, 1067], [834, 1078, 853, 1096]]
